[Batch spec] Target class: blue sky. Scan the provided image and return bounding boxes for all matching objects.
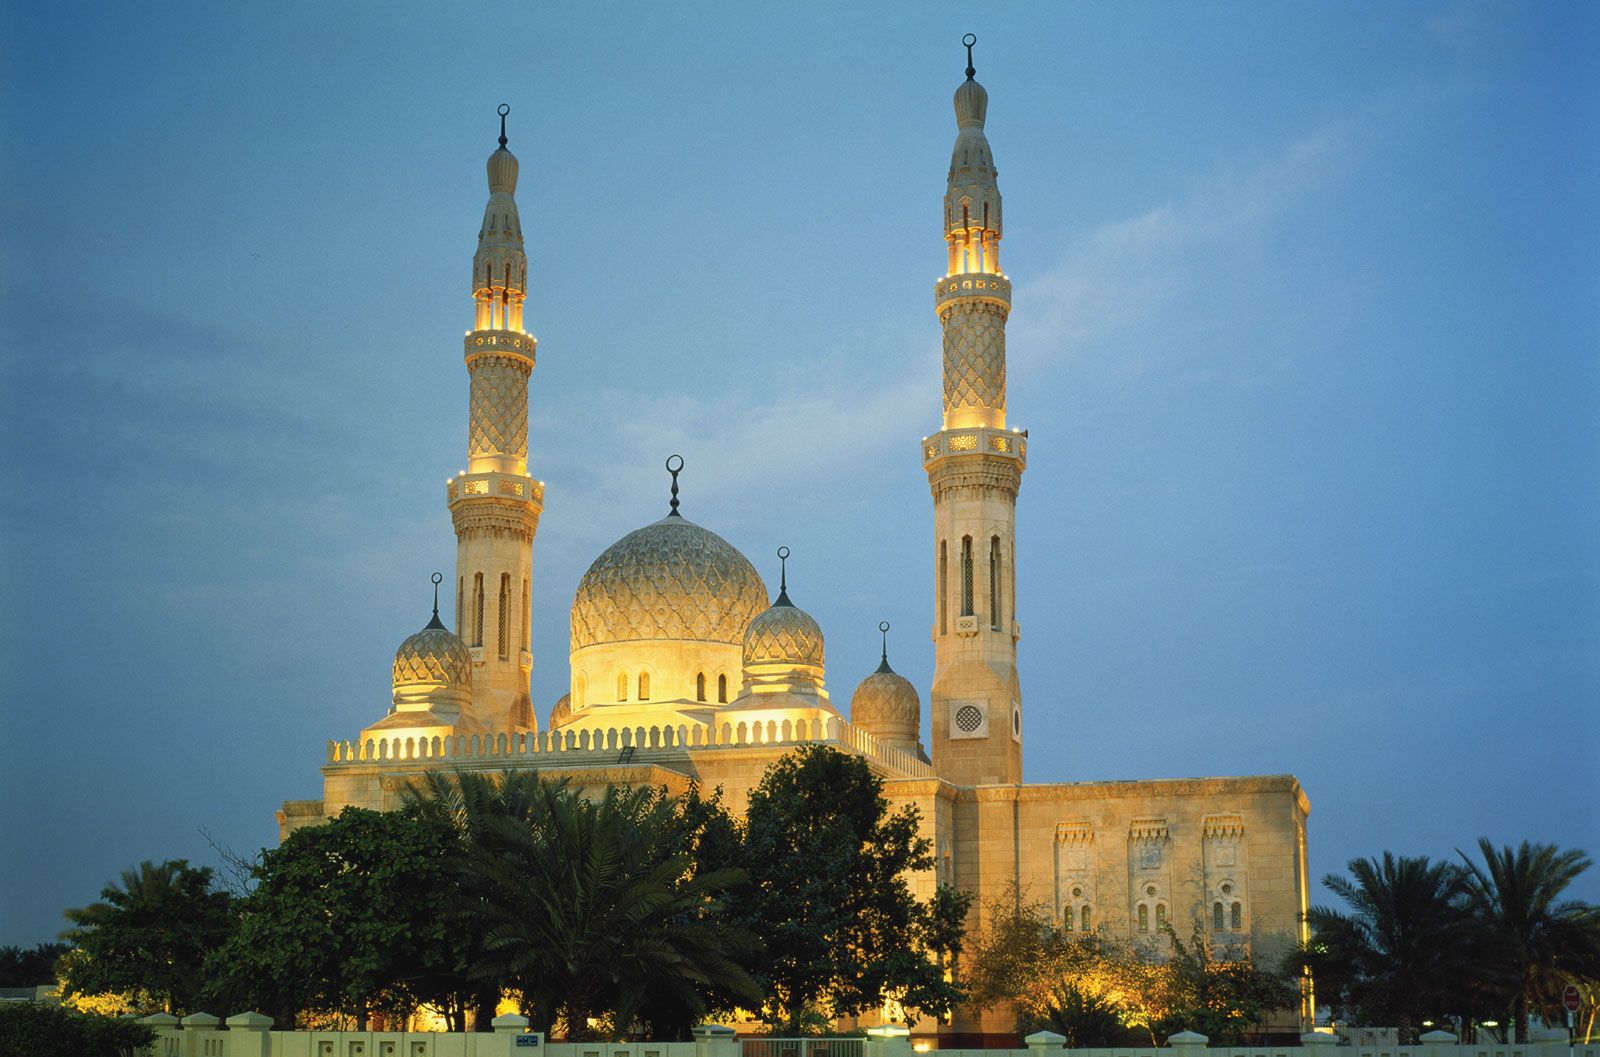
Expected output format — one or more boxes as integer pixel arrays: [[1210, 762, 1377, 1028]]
[[1, 2, 1596, 945]]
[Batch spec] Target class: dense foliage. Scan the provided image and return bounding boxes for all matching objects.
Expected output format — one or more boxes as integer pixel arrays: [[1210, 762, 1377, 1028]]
[[739, 746, 971, 1032], [59, 860, 235, 1014], [204, 805, 473, 1028], [437, 776, 758, 1038], [964, 890, 1295, 1044], [1293, 841, 1600, 1042], [0, 1001, 153, 1057]]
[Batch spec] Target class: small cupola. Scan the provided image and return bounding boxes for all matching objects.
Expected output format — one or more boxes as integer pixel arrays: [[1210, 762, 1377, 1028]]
[[849, 621, 924, 756], [740, 547, 826, 695], [391, 573, 473, 714]]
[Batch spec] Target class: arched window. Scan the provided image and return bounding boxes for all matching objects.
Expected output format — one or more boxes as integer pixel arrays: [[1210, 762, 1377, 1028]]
[[1155, 903, 1167, 930], [696, 673, 707, 702], [938, 540, 948, 634], [1081, 905, 1091, 932], [960, 536, 974, 616], [1137, 904, 1149, 932], [617, 672, 628, 702], [497, 574, 510, 660], [717, 674, 728, 703], [456, 577, 464, 638], [1213, 902, 1225, 929], [1063, 907, 1074, 931], [472, 573, 484, 647], [1231, 902, 1242, 930], [990, 536, 1002, 630], [575, 673, 586, 709], [521, 578, 529, 651], [638, 672, 650, 701]]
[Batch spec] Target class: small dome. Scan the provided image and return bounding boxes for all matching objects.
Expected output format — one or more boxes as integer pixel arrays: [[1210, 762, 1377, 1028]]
[[744, 597, 825, 670], [549, 693, 571, 729], [487, 146, 518, 194], [851, 664, 921, 738], [954, 78, 988, 128], [393, 610, 472, 709], [572, 515, 768, 650]]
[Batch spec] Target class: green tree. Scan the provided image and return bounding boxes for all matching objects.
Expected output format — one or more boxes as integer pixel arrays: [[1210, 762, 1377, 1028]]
[[740, 745, 967, 1032], [1458, 839, 1600, 1039], [445, 778, 760, 1038], [405, 768, 554, 1029], [1157, 923, 1298, 1043], [964, 891, 1289, 1045], [0, 943, 69, 987], [204, 806, 472, 1028], [60, 860, 234, 1014], [1299, 853, 1478, 1042]]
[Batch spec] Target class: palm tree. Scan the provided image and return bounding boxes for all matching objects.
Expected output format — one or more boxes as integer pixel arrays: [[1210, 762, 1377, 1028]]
[[404, 769, 553, 1029], [1300, 853, 1478, 1042], [1459, 839, 1600, 1040], [409, 772, 759, 1038]]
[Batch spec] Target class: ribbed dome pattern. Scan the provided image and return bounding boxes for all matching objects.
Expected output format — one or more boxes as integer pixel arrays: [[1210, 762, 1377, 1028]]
[[571, 516, 769, 649], [549, 693, 571, 729], [744, 601, 825, 670], [487, 147, 519, 193], [954, 78, 988, 128]]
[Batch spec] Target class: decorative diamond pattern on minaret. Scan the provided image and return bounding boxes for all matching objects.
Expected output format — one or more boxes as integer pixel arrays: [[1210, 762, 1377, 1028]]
[[468, 360, 530, 462], [942, 303, 1007, 415]]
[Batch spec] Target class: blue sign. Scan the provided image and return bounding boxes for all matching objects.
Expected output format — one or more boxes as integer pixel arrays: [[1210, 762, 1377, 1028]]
[[515, 1036, 541, 1047]]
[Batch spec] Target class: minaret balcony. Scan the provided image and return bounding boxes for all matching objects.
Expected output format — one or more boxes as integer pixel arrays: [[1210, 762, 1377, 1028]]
[[935, 272, 1011, 311], [922, 425, 1027, 472], [463, 328, 537, 365], [447, 471, 544, 506]]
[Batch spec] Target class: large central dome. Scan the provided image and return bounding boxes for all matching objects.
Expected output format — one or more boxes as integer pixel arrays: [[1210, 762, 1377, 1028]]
[[571, 515, 769, 649]]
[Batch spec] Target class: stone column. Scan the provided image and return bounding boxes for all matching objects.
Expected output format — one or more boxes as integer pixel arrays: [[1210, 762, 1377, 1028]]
[[225, 1012, 273, 1057], [1025, 1030, 1066, 1057], [179, 1012, 219, 1057], [694, 1023, 740, 1057], [868, 1023, 913, 1057], [1168, 1030, 1209, 1055]]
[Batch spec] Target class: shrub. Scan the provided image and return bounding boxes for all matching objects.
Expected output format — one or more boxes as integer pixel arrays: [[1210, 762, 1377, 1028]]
[[0, 1002, 154, 1057]]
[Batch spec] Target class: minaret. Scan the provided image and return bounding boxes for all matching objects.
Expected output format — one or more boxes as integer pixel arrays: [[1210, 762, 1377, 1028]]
[[446, 104, 543, 734], [924, 38, 1026, 785]]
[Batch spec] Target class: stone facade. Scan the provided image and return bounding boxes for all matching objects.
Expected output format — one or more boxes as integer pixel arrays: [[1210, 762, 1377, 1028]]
[[279, 53, 1313, 1040]]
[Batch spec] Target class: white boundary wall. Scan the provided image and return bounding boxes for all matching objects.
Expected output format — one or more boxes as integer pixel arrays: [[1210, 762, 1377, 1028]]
[[139, 1018, 1600, 1057]]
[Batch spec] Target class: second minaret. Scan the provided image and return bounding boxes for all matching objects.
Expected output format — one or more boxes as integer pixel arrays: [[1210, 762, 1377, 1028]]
[[925, 43, 1026, 785]]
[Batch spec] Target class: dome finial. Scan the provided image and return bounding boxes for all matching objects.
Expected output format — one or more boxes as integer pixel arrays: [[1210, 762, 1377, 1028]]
[[878, 620, 893, 672], [775, 546, 792, 606], [497, 103, 510, 149], [427, 571, 446, 630], [665, 454, 684, 517], [963, 33, 977, 81]]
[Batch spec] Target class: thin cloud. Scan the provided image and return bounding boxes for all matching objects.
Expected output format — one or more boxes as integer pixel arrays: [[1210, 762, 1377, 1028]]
[[1011, 121, 1364, 373]]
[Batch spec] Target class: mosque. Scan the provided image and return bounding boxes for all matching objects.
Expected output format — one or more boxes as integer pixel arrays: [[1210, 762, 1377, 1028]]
[[278, 41, 1313, 1036]]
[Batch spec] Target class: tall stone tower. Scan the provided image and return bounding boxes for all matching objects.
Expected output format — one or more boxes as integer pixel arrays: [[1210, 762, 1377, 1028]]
[[447, 105, 543, 735], [925, 40, 1026, 786]]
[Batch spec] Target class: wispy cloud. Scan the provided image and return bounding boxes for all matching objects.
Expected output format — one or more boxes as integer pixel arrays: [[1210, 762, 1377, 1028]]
[[1010, 121, 1364, 377], [525, 119, 1369, 556]]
